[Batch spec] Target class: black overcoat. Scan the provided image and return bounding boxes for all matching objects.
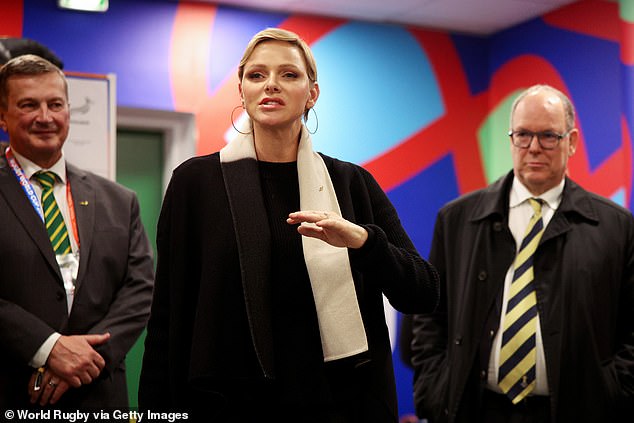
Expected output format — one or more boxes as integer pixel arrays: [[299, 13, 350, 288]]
[[140, 152, 439, 421], [413, 171, 634, 422]]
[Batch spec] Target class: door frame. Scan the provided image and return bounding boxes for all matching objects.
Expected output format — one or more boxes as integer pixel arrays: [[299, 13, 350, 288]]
[[117, 106, 196, 193]]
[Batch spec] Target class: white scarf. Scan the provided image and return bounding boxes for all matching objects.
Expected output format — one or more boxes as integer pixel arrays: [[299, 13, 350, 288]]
[[220, 124, 368, 361]]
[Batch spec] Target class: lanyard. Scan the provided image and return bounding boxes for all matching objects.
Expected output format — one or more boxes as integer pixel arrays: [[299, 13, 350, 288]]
[[5, 146, 80, 248]]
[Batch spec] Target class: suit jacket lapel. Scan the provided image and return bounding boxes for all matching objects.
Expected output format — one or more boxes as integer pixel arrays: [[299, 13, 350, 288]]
[[0, 162, 64, 282], [67, 164, 94, 292]]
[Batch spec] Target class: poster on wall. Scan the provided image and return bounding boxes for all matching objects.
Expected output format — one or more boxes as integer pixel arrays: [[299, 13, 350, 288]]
[[65, 72, 116, 180]]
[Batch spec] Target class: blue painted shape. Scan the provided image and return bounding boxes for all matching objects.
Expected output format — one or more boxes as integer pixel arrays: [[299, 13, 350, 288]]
[[209, 7, 288, 94], [611, 188, 626, 207], [490, 18, 621, 172], [392, 312, 416, 420], [387, 154, 459, 258], [23, 0, 177, 110], [311, 22, 444, 165], [451, 33, 491, 96], [386, 154, 460, 416]]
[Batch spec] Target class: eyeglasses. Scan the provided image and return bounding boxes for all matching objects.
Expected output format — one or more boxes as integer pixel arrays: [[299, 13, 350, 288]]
[[508, 130, 570, 150]]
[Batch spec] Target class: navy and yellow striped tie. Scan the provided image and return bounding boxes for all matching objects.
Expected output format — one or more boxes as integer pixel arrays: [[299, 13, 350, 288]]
[[34, 171, 71, 255], [498, 198, 544, 403]]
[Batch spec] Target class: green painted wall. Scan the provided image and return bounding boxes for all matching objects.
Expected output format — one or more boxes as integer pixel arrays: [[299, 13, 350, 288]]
[[116, 129, 163, 408]]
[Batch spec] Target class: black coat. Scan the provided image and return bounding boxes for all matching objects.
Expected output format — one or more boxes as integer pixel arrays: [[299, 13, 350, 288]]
[[139, 152, 439, 421], [412, 172, 634, 422]]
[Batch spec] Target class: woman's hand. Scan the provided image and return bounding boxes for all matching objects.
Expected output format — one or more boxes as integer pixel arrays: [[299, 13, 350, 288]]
[[287, 210, 368, 249]]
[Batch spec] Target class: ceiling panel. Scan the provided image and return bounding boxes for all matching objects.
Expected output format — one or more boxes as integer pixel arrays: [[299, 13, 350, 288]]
[[189, 0, 580, 35]]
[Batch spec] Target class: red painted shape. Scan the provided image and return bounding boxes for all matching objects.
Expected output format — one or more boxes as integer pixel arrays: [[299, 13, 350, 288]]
[[621, 21, 634, 65], [546, 2, 634, 69], [542, 0, 619, 42], [621, 117, 633, 207], [488, 54, 627, 200], [168, 4, 629, 202], [170, 3, 216, 112], [366, 42, 627, 203], [364, 28, 488, 194], [0, 0, 24, 37], [170, 3, 345, 155], [278, 14, 347, 45]]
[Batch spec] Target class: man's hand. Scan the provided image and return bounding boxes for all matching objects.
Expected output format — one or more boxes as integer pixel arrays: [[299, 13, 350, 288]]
[[47, 333, 110, 388], [28, 368, 70, 406]]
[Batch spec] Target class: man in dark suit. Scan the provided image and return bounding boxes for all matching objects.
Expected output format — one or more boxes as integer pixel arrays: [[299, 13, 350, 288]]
[[0, 54, 154, 409], [412, 84, 634, 422]]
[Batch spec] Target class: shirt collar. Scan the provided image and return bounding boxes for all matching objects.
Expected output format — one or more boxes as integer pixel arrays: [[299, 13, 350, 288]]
[[12, 149, 67, 184], [510, 177, 565, 210]]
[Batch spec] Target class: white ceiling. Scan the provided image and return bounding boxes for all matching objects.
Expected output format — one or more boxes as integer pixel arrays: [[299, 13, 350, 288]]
[[192, 0, 581, 35]]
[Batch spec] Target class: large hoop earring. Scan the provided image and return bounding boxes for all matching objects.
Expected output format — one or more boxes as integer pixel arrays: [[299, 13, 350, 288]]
[[304, 107, 318, 135], [231, 105, 252, 135]]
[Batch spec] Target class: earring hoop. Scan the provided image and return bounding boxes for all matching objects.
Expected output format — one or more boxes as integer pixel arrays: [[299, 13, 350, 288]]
[[304, 107, 318, 135], [231, 105, 252, 135]]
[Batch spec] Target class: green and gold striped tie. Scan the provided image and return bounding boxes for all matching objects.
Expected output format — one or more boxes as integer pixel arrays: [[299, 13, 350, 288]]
[[34, 171, 71, 255], [498, 198, 544, 403]]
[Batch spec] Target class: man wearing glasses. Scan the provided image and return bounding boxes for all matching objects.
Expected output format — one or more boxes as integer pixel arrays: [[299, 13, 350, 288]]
[[412, 84, 634, 422]]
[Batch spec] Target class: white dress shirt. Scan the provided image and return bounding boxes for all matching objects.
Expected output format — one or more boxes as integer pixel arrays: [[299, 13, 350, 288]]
[[486, 176, 564, 396], [12, 150, 79, 368]]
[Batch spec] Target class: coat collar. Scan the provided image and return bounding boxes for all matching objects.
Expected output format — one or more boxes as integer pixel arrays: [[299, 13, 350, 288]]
[[468, 171, 599, 225], [468, 171, 513, 223]]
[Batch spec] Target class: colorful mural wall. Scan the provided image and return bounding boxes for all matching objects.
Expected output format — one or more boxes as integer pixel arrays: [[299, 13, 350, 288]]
[[2, 0, 632, 418]]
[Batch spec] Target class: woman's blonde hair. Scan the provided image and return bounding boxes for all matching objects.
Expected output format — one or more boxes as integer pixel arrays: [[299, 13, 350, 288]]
[[238, 28, 318, 84]]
